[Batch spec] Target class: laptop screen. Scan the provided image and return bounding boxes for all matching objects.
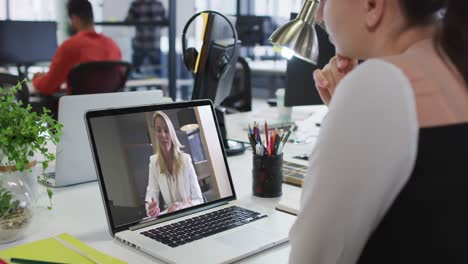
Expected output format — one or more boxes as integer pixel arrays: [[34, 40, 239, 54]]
[[86, 100, 236, 233]]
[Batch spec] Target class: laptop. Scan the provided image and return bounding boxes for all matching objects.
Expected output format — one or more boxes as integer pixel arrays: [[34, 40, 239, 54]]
[[45, 90, 165, 187], [85, 100, 295, 264]]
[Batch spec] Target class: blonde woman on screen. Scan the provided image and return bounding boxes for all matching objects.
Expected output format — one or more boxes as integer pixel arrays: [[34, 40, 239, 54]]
[[145, 111, 203, 217]]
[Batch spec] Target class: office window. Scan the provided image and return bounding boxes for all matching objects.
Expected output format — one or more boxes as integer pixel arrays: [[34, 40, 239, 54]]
[[0, 0, 5, 20], [7, 0, 102, 21], [188, 131, 206, 163], [253, 0, 302, 18], [9, 0, 56, 20], [195, 0, 236, 15]]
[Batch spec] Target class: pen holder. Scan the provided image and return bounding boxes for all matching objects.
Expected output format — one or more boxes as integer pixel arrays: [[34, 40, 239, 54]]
[[252, 154, 283, 198]]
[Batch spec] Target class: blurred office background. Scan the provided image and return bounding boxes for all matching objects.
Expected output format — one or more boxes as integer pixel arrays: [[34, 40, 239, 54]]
[[0, 0, 317, 106]]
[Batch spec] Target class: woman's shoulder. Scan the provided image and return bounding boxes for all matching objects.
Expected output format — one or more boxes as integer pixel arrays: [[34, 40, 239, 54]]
[[149, 154, 158, 164], [180, 152, 192, 163], [332, 59, 416, 117], [341, 59, 412, 94]]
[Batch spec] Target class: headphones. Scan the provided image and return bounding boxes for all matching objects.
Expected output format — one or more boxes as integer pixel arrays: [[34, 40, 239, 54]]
[[182, 10, 238, 80]]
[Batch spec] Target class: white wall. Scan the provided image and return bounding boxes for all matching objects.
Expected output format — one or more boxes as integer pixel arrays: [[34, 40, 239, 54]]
[[197, 105, 233, 198], [90, 116, 140, 207]]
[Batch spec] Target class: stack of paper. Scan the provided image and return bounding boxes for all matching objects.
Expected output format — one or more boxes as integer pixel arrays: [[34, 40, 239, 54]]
[[275, 186, 301, 215]]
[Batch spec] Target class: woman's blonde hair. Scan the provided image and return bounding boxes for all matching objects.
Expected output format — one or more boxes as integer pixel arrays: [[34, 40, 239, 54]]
[[153, 111, 184, 176]]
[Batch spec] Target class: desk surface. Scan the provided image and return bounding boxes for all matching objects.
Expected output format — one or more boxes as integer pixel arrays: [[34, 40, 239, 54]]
[[226, 105, 327, 167], [0, 105, 327, 263], [247, 60, 287, 75], [26, 78, 193, 95]]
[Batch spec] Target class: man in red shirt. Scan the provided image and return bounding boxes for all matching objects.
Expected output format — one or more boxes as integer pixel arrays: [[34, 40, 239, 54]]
[[32, 0, 122, 95]]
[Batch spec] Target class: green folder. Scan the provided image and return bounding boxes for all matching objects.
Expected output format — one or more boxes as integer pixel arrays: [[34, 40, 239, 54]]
[[0, 233, 126, 264]]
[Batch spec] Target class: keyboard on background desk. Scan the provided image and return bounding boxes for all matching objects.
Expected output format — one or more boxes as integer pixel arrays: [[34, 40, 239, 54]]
[[282, 160, 308, 186]]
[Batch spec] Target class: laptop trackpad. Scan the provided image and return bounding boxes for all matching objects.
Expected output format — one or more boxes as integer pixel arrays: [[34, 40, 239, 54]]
[[215, 227, 277, 250]]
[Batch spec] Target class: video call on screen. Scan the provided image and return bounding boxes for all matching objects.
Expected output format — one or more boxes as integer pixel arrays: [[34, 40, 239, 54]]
[[89, 105, 233, 227]]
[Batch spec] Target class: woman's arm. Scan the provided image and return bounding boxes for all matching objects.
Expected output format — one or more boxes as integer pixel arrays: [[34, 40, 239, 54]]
[[145, 157, 161, 216], [185, 155, 204, 205], [289, 60, 419, 264]]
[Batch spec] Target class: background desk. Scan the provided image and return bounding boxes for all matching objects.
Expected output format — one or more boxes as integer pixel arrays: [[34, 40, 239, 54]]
[[246, 60, 287, 98], [0, 105, 327, 263], [26, 78, 193, 97]]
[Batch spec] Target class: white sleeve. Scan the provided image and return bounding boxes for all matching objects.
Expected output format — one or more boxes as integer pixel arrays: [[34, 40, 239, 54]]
[[288, 60, 419, 264], [145, 157, 160, 206], [185, 155, 204, 205]]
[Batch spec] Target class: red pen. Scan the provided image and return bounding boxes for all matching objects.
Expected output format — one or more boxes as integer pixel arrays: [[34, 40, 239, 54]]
[[264, 121, 269, 154]]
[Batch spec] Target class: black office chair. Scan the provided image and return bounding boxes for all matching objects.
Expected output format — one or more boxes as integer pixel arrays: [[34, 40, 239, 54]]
[[221, 56, 252, 113], [0, 73, 29, 106], [68, 61, 132, 95]]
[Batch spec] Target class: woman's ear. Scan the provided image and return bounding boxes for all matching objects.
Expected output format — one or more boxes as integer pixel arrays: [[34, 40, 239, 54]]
[[363, 0, 384, 29]]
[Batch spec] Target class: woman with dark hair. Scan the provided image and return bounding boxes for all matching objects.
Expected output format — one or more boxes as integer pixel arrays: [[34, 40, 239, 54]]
[[290, 0, 468, 263]]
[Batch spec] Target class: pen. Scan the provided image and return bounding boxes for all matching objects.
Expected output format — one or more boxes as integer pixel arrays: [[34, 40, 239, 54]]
[[271, 129, 277, 156], [257, 123, 263, 146], [274, 133, 281, 155], [283, 125, 295, 144], [264, 121, 269, 153], [9, 258, 68, 264]]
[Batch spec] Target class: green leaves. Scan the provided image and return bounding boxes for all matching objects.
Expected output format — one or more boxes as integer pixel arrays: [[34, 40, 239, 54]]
[[0, 83, 63, 172], [0, 82, 63, 215], [47, 188, 53, 210], [0, 187, 15, 216]]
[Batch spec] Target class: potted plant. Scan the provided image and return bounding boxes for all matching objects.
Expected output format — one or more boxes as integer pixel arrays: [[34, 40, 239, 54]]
[[0, 83, 62, 243]]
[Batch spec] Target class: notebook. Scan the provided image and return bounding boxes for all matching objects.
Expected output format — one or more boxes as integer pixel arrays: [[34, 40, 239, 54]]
[[85, 99, 296, 264], [45, 90, 165, 187], [275, 185, 301, 216], [0, 233, 125, 264]]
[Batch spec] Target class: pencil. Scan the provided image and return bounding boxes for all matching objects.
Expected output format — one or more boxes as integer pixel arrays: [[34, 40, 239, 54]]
[[9, 258, 67, 264], [264, 121, 269, 152]]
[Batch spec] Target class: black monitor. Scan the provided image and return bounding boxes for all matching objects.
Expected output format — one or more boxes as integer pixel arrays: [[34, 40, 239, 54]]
[[235, 15, 274, 47], [191, 13, 244, 155], [284, 13, 335, 107], [0, 21, 57, 65], [192, 40, 238, 106], [192, 12, 239, 107]]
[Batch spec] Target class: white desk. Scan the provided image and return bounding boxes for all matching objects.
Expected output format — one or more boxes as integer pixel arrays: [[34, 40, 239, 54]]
[[26, 78, 193, 96], [125, 78, 193, 88], [246, 60, 288, 98], [247, 60, 287, 75], [0, 105, 327, 263], [226, 105, 327, 167]]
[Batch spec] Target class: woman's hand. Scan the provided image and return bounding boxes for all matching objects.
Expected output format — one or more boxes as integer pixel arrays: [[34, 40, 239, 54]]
[[313, 55, 358, 105], [146, 197, 161, 217], [167, 199, 193, 213]]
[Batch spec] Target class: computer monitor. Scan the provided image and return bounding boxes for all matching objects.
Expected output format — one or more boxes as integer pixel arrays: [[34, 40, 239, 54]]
[[235, 15, 274, 47], [0, 21, 57, 65], [190, 13, 244, 155], [284, 13, 335, 107], [192, 13, 238, 106]]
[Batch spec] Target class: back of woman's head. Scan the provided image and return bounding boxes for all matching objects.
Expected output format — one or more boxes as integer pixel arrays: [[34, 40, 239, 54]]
[[400, 0, 468, 86]]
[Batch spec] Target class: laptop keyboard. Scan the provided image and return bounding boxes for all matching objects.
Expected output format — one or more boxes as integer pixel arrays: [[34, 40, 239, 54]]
[[140, 206, 267, 248]]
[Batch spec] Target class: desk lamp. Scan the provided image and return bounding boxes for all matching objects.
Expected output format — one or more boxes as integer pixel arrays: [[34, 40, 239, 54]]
[[268, 0, 322, 64]]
